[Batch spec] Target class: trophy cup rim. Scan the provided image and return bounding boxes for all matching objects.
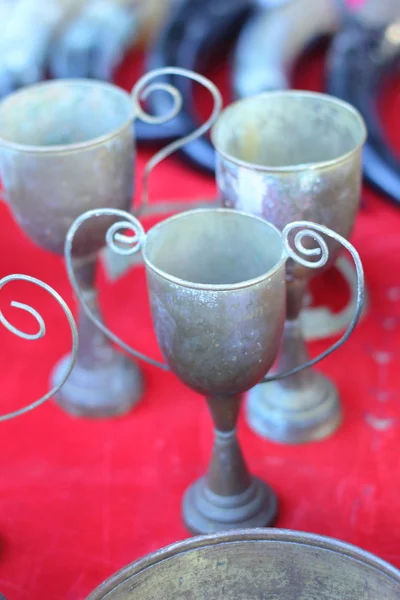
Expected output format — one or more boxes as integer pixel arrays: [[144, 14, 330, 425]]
[[211, 89, 367, 174], [0, 78, 134, 155], [142, 207, 287, 291], [87, 528, 400, 599]]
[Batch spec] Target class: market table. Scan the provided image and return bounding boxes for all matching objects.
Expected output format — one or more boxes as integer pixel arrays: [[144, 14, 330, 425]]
[[0, 49, 399, 599]]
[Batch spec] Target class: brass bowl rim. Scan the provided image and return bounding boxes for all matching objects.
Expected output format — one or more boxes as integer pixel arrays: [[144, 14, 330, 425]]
[[0, 78, 134, 155], [211, 90, 368, 173], [142, 207, 287, 291], [87, 528, 400, 599]]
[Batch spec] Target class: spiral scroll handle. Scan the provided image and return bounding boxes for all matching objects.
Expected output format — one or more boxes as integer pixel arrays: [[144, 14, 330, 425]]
[[65, 208, 168, 371], [0, 274, 78, 421], [263, 220, 365, 383], [131, 67, 223, 216]]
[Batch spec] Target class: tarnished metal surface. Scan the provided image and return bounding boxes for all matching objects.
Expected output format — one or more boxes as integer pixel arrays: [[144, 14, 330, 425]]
[[0, 68, 220, 416], [0, 78, 141, 418], [146, 209, 286, 397], [145, 209, 285, 532], [86, 528, 400, 599], [66, 206, 364, 531], [0, 79, 135, 257], [212, 90, 365, 277], [66, 207, 288, 533], [212, 90, 367, 443]]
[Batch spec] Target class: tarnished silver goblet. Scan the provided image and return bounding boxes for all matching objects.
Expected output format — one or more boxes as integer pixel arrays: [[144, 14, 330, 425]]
[[212, 90, 367, 443], [65, 207, 363, 534], [0, 68, 221, 418]]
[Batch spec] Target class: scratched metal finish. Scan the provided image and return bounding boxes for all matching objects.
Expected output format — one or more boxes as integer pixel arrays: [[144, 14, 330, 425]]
[[212, 91, 366, 279], [148, 273, 285, 396], [144, 209, 286, 396], [212, 91, 367, 444], [0, 79, 141, 419], [86, 529, 400, 599], [0, 80, 134, 258]]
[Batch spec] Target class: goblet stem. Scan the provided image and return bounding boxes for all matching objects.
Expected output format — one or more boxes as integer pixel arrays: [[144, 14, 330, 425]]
[[205, 395, 252, 497], [276, 277, 314, 391], [246, 277, 342, 443], [52, 256, 143, 418], [74, 259, 113, 368], [182, 394, 277, 535]]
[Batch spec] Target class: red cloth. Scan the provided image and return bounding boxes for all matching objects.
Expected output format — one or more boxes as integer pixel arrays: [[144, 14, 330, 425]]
[[0, 50, 399, 599]]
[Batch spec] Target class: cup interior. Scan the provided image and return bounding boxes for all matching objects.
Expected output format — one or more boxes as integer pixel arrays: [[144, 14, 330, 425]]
[[0, 80, 132, 148], [88, 530, 400, 599], [212, 92, 366, 169], [145, 209, 283, 287]]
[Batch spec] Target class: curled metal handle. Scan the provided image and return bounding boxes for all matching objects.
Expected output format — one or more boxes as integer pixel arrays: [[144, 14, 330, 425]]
[[131, 67, 223, 215], [65, 208, 168, 371], [263, 220, 365, 382], [0, 274, 78, 421]]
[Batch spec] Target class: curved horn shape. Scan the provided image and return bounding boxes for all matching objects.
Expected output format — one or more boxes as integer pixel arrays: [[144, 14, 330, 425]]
[[135, 0, 251, 173], [327, 15, 400, 206]]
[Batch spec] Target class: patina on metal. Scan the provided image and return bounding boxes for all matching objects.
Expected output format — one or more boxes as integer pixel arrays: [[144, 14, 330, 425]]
[[0, 67, 222, 418], [86, 528, 400, 599], [0, 78, 141, 417], [65, 207, 364, 535], [212, 90, 367, 444], [0, 273, 78, 421]]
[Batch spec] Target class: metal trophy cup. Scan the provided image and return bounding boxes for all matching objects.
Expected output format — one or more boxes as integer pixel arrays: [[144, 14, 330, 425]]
[[65, 207, 364, 534], [212, 91, 367, 444], [0, 274, 78, 421], [0, 68, 221, 418]]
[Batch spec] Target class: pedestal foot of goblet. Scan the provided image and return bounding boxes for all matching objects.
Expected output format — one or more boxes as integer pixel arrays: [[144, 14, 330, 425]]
[[51, 351, 143, 418], [246, 372, 341, 444], [182, 476, 278, 535]]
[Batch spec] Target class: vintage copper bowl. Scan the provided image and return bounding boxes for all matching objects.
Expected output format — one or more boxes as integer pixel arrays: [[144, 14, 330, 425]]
[[87, 529, 399, 599]]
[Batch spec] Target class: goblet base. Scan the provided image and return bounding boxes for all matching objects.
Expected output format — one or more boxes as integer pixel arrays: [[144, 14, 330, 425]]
[[246, 371, 341, 444], [182, 476, 278, 535], [51, 351, 143, 418]]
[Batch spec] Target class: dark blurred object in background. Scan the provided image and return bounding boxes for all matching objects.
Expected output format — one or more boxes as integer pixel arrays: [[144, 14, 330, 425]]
[[135, 0, 254, 172], [327, 9, 400, 206], [1, 0, 400, 205], [0, 0, 168, 94], [139, 0, 400, 207]]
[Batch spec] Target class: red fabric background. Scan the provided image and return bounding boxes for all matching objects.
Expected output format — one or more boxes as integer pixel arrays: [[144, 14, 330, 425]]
[[0, 49, 399, 599]]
